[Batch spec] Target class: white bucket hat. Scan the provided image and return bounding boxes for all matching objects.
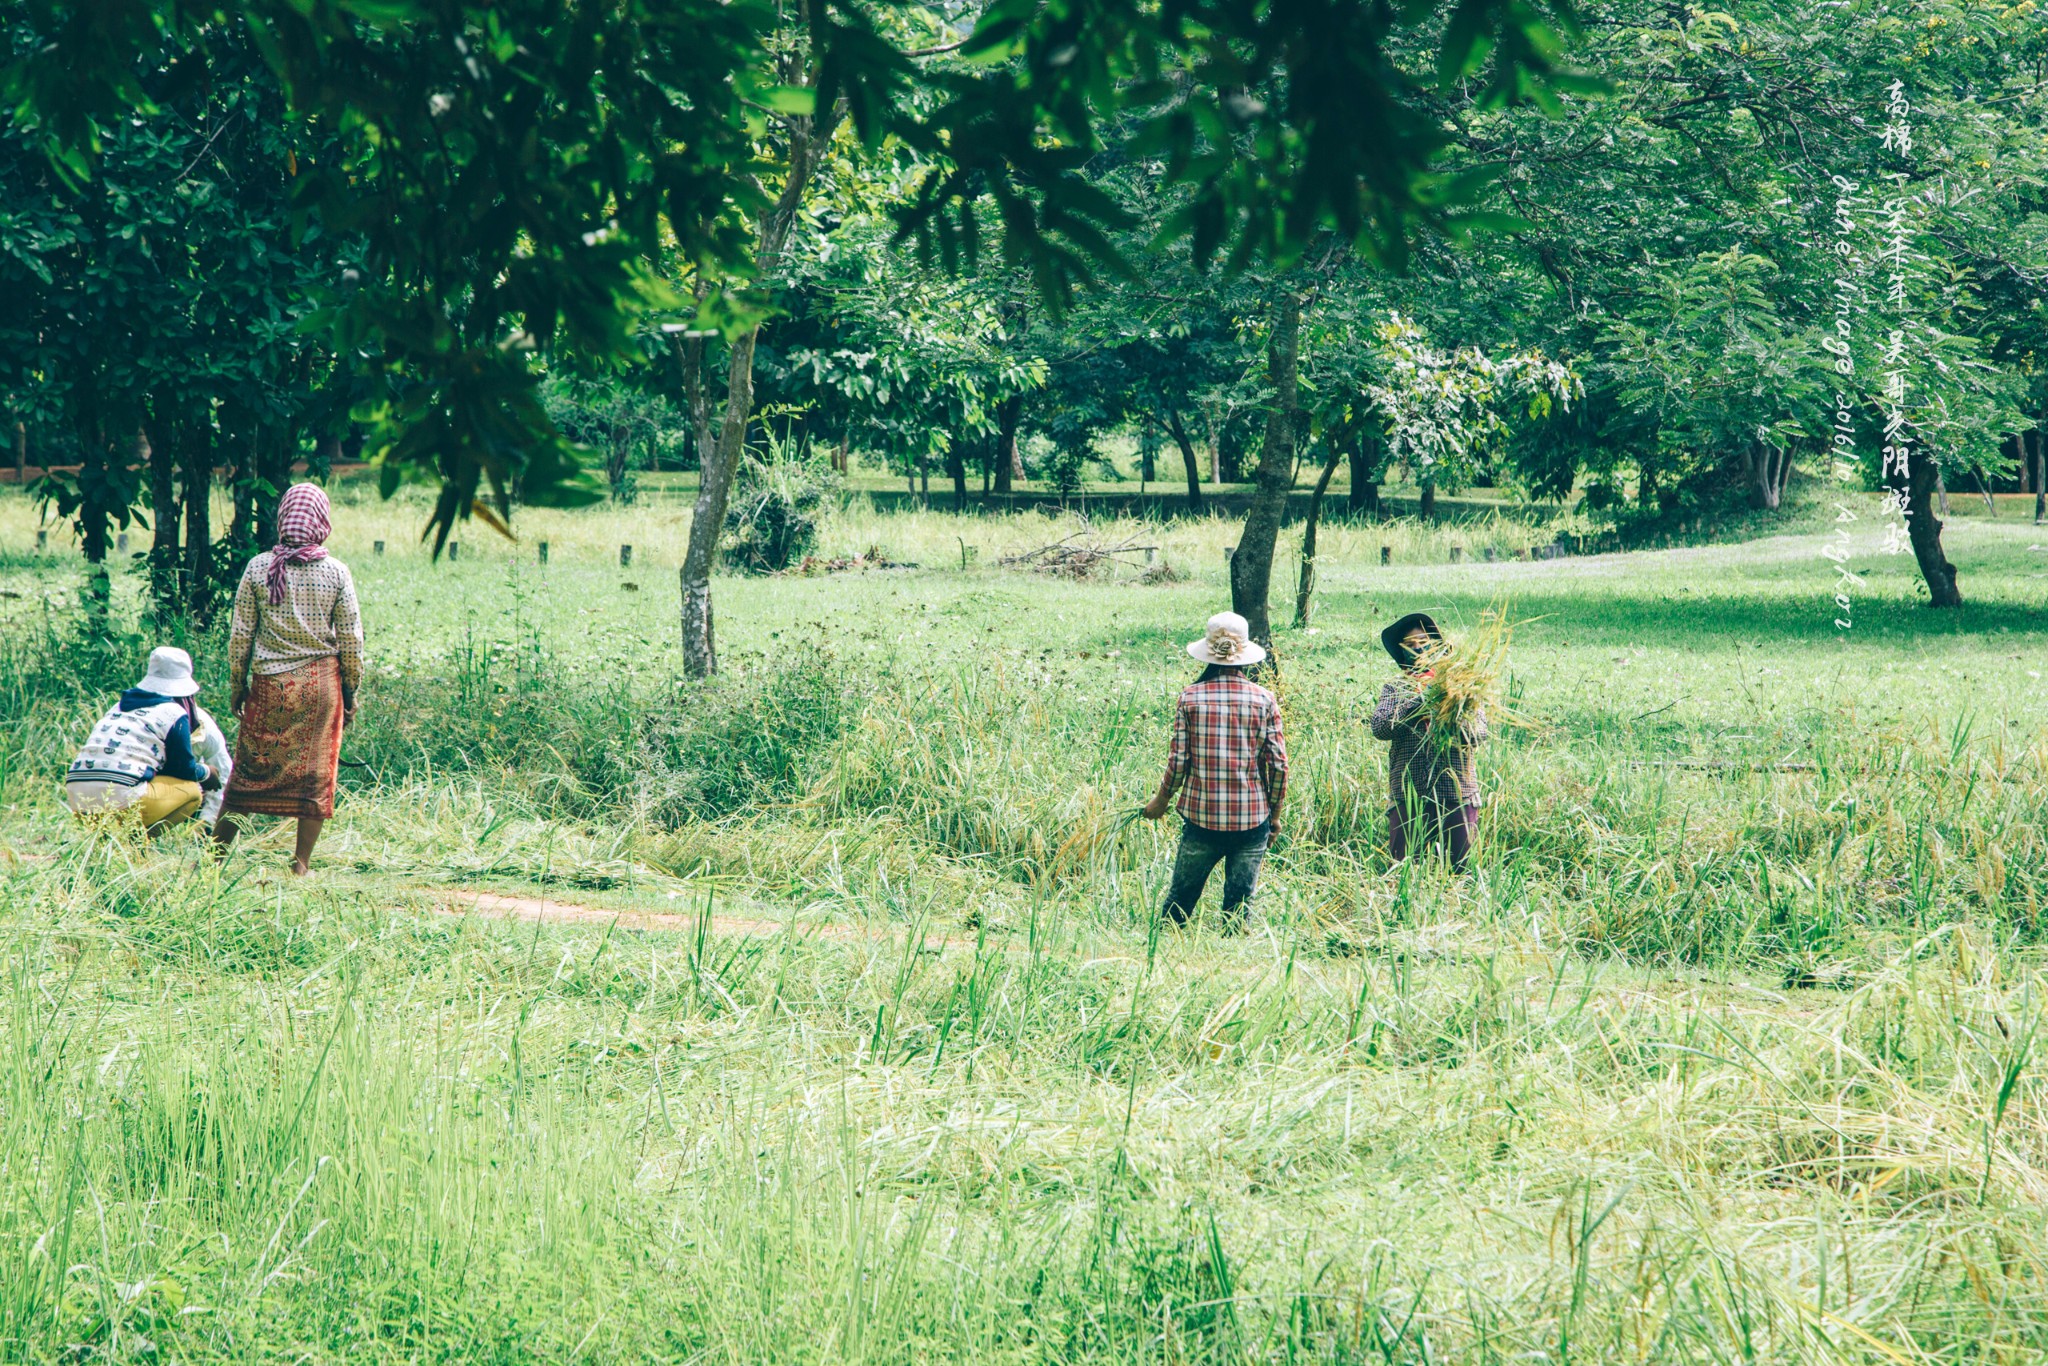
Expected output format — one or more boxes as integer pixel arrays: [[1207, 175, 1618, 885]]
[[136, 646, 201, 698], [1186, 611, 1266, 667]]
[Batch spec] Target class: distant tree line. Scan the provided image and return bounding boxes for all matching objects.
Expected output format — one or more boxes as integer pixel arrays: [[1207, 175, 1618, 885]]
[[3, 0, 2042, 654]]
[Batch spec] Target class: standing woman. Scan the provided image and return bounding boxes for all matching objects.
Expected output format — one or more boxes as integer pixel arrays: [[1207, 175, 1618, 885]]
[[1139, 611, 1289, 931], [214, 483, 364, 874]]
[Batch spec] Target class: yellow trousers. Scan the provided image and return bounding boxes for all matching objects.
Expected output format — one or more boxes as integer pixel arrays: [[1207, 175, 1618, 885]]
[[66, 777, 205, 830]]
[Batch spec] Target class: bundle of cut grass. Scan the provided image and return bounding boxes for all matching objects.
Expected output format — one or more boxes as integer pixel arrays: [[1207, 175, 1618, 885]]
[[1404, 606, 1527, 742]]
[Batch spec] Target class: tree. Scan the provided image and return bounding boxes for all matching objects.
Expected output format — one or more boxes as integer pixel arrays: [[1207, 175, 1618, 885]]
[[1368, 312, 1580, 511], [542, 372, 676, 505], [14, 0, 1593, 669], [7, 0, 920, 552], [1600, 250, 1827, 512], [1412, 0, 2043, 599], [0, 23, 349, 619]]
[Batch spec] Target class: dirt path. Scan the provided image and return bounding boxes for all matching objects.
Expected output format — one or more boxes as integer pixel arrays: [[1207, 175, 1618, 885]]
[[438, 889, 981, 951], [4, 849, 987, 952]]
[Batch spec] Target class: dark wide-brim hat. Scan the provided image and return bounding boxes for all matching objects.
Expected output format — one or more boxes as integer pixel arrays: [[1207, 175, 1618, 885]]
[[1381, 612, 1444, 669]]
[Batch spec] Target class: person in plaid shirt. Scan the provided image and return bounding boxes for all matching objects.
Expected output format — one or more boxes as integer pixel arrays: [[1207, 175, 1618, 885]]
[[1141, 611, 1288, 930]]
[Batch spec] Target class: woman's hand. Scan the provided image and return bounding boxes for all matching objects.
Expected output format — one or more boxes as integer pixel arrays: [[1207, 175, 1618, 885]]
[[342, 700, 357, 730], [230, 690, 247, 718]]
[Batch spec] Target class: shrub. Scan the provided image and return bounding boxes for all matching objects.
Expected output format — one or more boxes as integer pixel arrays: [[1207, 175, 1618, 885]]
[[723, 443, 836, 573], [339, 630, 859, 827]]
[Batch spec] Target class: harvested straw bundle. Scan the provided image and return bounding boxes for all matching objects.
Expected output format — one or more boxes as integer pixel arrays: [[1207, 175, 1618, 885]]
[[1404, 607, 1525, 742]]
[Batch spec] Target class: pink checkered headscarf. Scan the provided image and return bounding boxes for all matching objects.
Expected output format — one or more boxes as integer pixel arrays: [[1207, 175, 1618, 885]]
[[267, 483, 332, 605]]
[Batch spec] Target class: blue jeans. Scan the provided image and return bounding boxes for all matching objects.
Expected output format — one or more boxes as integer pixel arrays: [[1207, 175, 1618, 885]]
[[1162, 821, 1270, 929]]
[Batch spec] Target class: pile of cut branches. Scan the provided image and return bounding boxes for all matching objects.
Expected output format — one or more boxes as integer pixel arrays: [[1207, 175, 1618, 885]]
[[1001, 530, 1160, 579]]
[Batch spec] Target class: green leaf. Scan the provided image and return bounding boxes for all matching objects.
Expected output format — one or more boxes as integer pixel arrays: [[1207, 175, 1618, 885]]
[[757, 85, 816, 116]]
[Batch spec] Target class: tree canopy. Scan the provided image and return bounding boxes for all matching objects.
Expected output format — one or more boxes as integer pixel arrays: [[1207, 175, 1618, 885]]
[[4, 0, 2044, 634]]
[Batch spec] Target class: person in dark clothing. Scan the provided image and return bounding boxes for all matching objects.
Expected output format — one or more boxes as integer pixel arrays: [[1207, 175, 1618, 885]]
[[1141, 611, 1289, 930], [1368, 612, 1486, 871]]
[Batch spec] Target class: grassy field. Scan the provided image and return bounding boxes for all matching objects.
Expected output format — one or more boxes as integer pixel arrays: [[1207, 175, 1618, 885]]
[[3, 482, 2048, 1362]]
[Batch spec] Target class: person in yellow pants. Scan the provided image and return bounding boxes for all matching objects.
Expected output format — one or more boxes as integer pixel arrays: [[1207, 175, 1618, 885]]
[[65, 647, 223, 833], [84, 775, 206, 829]]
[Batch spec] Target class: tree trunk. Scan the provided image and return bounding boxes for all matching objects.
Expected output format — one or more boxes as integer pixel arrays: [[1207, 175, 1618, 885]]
[[229, 450, 258, 557], [1970, 465, 1996, 517], [1347, 443, 1380, 517], [1742, 441, 1782, 511], [681, 324, 760, 677], [2023, 432, 2039, 528], [1139, 426, 1157, 484], [993, 395, 1021, 495], [248, 432, 293, 551], [76, 424, 116, 566], [1166, 407, 1205, 515], [182, 423, 213, 621], [1219, 422, 1245, 484], [1294, 442, 1344, 628], [1906, 451, 1961, 607], [145, 418, 182, 618], [1418, 479, 1437, 519], [946, 442, 967, 512], [1006, 421, 1026, 485], [677, 78, 842, 677], [12, 418, 23, 483], [1229, 287, 1302, 651], [680, 305, 717, 475], [607, 424, 631, 502], [308, 432, 339, 479], [1203, 398, 1221, 484], [77, 421, 141, 607]]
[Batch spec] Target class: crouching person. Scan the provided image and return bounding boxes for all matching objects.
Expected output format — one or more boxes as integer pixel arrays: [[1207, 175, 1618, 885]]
[[64, 647, 223, 832], [1140, 612, 1288, 932]]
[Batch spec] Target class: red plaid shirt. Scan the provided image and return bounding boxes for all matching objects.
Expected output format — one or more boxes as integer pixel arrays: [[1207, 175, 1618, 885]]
[[1164, 675, 1288, 831]]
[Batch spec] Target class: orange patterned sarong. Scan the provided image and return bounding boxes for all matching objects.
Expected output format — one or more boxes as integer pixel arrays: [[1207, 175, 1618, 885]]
[[221, 657, 344, 819]]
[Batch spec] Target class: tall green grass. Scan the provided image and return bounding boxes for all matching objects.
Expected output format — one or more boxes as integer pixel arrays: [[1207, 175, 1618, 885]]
[[5, 840, 2048, 1361], [4, 487, 2048, 1362]]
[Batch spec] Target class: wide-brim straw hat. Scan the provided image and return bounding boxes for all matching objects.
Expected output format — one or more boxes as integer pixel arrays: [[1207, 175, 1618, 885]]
[[136, 645, 201, 698], [1187, 611, 1266, 667], [1381, 611, 1444, 669]]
